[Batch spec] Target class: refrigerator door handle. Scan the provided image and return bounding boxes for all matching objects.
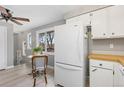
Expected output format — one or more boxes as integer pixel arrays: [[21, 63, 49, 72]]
[[77, 25, 84, 63], [56, 63, 82, 71]]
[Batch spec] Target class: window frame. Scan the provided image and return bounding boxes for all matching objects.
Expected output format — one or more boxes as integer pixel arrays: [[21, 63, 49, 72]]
[[27, 32, 32, 49], [36, 27, 54, 55]]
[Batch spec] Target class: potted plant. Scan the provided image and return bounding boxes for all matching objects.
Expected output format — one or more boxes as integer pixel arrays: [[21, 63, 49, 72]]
[[32, 46, 43, 55]]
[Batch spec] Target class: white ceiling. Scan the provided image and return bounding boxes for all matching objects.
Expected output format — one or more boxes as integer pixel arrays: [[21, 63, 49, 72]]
[[4, 5, 82, 32]]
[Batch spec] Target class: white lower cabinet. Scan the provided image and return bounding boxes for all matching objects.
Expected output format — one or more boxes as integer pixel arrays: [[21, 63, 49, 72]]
[[90, 59, 113, 87], [90, 66, 113, 87], [114, 63, 124, 87], [90, 59, 124, 87]]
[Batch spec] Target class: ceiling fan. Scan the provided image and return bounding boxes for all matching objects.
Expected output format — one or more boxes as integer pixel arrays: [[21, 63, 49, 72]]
[[0, 6, 30, 25]]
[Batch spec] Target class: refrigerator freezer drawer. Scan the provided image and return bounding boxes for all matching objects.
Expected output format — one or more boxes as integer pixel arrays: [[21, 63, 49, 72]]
[[55, 63, 85, 87]]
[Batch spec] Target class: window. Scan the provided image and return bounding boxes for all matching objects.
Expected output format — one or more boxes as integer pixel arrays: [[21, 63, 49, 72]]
[[37, 28, 54, 54], [38, 33, 46, 51], [22, 41, 26, 56], [27, 33, 32, 49], [46, 31, 54, 52]]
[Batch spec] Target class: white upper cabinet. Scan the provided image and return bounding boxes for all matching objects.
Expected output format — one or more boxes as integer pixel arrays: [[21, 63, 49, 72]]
[[91, 6, 124, 39], [66, 6, 124, 39], [108, 6, 124, 38], [91, 9, 109, 39]]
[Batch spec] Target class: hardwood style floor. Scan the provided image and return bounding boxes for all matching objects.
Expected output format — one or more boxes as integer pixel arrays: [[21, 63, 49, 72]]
[[0, 63, 55, 87], [0, 62, 89, 87]]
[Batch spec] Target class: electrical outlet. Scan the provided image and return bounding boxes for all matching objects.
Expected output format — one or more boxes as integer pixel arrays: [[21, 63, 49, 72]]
[[110, 43, 114, 48]]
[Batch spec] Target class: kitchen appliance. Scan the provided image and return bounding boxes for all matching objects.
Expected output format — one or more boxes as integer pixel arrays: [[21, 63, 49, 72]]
[[54, 21, 91, 87]]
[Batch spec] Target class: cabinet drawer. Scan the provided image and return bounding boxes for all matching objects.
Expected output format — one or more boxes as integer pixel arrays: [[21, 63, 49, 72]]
[[90, 59, 114, 69]]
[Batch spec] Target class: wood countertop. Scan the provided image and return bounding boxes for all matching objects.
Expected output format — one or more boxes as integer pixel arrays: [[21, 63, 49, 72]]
[[89, 54, 124, 66]]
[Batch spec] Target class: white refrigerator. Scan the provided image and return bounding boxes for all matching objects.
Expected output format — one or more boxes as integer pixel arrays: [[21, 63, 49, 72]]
[[54, 21, 89, 87]]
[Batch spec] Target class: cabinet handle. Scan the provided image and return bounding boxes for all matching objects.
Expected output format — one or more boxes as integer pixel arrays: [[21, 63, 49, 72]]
[[112, 33, 115, 35], [103, 33, 106, 35], [91, 35, 93, 37], [113, 71, 115, 75], [90, 13, 93, 16], [92, 68, 97, 72], [74, 25, 78, 27]]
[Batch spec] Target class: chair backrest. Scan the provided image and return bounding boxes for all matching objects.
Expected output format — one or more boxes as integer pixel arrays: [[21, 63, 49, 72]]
[[32, 56, 48, 71]]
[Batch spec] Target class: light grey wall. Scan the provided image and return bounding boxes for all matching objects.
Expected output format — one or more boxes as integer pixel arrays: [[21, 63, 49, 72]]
[[16, 20, 65, 66], [14, 33, 19, 65], [7, 25, 14, 66], [91, 38, 124, 55], [0, 22, 14, 67]]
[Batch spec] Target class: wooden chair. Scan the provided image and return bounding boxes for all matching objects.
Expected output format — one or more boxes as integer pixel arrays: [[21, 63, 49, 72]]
[[32, 55, 48, 87]]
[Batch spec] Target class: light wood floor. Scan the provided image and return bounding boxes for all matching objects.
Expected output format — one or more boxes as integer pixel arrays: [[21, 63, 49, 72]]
[[0, 63, 55, 87]]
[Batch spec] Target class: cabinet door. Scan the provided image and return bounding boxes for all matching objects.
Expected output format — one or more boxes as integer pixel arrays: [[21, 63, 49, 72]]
[[108, 6, 124, 38], [91, 9, 109, 39], [90, 66, 113, 87], [114, 63, 124, 86]]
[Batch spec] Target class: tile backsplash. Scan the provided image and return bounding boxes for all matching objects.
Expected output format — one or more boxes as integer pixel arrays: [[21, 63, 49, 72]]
[[91, 38, 124, 55]]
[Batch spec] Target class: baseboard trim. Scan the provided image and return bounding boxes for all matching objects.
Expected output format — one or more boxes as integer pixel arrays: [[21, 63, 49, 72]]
[[6, 65, 14, 69], [6, 65, 53, 69], [47, 65, 54, 69]]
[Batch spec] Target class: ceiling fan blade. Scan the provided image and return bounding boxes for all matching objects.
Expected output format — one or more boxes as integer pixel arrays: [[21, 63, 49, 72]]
[[0, 6, 8, 15], [12, 17, 30, 22], [10, 19, 23, 25]]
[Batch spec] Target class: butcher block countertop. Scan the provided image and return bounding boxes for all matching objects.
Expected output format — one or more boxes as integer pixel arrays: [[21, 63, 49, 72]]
[[89, 54, 124, 66]]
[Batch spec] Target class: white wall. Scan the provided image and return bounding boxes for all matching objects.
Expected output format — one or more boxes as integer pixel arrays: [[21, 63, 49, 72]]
[[0, 22, 14, 67]]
